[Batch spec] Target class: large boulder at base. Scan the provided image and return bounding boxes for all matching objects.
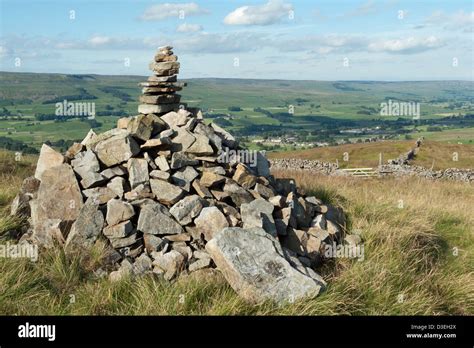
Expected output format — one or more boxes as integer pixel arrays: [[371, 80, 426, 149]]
[[206, 227, 326, 304], [32, 163, 83, 229]]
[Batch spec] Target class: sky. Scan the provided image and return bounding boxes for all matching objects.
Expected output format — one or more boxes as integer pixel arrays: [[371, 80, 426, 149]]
[[0, 0, 473, 80]]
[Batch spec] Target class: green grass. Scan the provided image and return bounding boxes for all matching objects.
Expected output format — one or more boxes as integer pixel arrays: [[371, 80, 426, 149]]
[[0, 151, 472, 315]]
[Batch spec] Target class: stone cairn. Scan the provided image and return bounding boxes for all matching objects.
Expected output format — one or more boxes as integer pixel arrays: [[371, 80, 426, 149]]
[[10, 47, 352, 304], [137, 46, 184, 116]]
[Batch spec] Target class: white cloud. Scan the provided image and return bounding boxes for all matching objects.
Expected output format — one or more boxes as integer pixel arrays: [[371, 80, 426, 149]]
[[368, 36, 443, 54], [89, 36, 111, 46], [423, 10, 474, 32], [140, 2, 209, 21], [174, 32, 269, 53], [224, 0, 293, 26], [176, 23, 203, 33]]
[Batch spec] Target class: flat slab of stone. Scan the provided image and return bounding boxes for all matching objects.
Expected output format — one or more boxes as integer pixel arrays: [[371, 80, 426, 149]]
[[206, 227, 326, 304], [137, 202, 184, 235], [138, 104, 180, 115], [127, 158, 149, 190], [169, 195, 205, 225], [139, 94, 181, 104], [33, 163, 83, 226], [150, 179, 185, 205], [95, 132, 140, 167], [194, 206, 229, 241]]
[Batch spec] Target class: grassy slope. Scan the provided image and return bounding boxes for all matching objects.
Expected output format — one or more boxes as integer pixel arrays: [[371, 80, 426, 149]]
[[0, 150, 472, 315], [269, 140, 474, 170]]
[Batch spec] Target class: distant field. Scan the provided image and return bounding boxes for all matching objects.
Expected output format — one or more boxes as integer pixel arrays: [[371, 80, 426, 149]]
[[1, 72, 473, 153], [269, 140, 474, 170]]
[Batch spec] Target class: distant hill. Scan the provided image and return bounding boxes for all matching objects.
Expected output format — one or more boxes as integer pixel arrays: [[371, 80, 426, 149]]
[[0, 71, 473, 151]]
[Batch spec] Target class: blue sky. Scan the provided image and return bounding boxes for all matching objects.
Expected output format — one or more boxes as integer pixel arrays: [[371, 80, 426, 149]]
[[0, 0, 472, 80]]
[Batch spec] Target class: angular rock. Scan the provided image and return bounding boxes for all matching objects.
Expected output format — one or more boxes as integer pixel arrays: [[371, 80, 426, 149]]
[[256, 152, 271, 177], [200, 171, 226, 188], [233, 164, 257, 189], [138, 104, 179, 114], [194, 206, 229, 241], [71, 149, 100, 178], [64, 200, 104, 251], [140, 94, 181, 104], [33, 164, 83, 227], [95, 132, 140, 167], [124, 184, 154, 201], [170, 152, 198, 169], [152, 250, 185, 280], [109, 232, 140, 249], [106, 199, 135, 226], [210, 123, 237, 148], [171, 166, 198, 191], [222, 180, 254, 206], [143, 234, 166, 253], [103, 220, 134, 238], [206, 227, 326, 304], [107, 176, 127, 198], [132, 253, 153, 275], [149, 170, 171, 180], [169, 195, 205, 225], [170, 128, 196, 153], [127, 158, 149, 190], [192, 179, 212, 198], [150, 179, 185, 205], [100, 165, 127, 179], [241, 198, 276, 237], [161, 110, 188, 128], [81, 129, 97, 145], [82, 186, 117, 204], [65, 142, 84, 159], [155, 155, 171, 171], [137, 202, 184, 235], [34, 144, 65, 180], [80, 172, 107, 189], [185, 133, 214, 156], [189, 257, 211, 272]]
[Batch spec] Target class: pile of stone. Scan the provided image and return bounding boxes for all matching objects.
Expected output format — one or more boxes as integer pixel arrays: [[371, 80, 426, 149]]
[[137, 46, 185, 116], [10, 47, 350, 304]]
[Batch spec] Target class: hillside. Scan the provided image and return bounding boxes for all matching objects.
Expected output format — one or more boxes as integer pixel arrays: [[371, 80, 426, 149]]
[[0, 149, 472, 315], [1, 72, 473, 153], [269, 140, 474, 170]]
